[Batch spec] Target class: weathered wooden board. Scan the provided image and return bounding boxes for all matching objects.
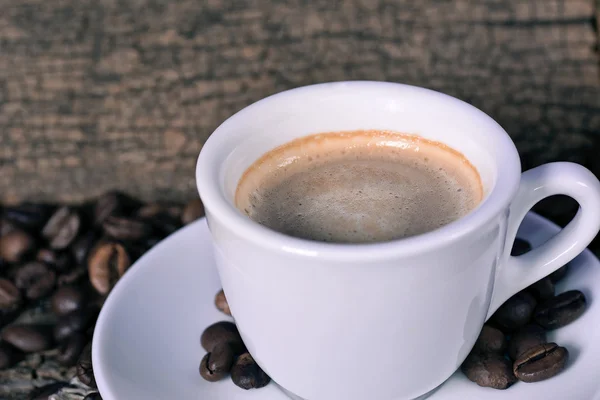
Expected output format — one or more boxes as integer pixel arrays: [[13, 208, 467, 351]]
[[0, 0, 598, 205]]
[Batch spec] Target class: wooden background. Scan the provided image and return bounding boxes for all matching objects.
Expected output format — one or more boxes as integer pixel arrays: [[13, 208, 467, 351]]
[[0, 0, 598, 207]]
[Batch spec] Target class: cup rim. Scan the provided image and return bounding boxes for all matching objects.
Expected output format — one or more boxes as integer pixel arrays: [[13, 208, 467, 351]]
[[196, 81, 521, 262]]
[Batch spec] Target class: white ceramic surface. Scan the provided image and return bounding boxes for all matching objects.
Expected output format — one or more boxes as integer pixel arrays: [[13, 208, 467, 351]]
[[195, 81, 600, 400], [93, 214, 600, 400]]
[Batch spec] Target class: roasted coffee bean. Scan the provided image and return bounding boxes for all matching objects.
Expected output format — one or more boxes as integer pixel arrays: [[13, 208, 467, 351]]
[[0, 278, 22, 311], [473, 325, 506, 354], [2, 324, 53, 352], [42, 207, 81, 250], [71, 231, 100, 265], [199, 343, 236, 382], [83, 393, 103, 400], [51, 286, 87, 316], [102, 215, 152, 241], [36, 249, 73, 273], [527, 277, 555, 301], [215, 289, 231, 316], [513, 343, 568, 382], [491, 291, 537, 332], [508, 324, 547, 360], [199, 353, 221, 382], [137, 203, 182, 220], [93, 191, 142, 226], [461, 351, 516, 389], [182, 199, 204, 225], [533, 290, 586, 329], [57, 333, 87, 366], [0, 342, 23, 369], [201, 321, 244, 353], [0, 218, 17, 236], [511, 238, 532, 256], [549, 264, 569, 283], [94, 192, 124, 226], [54, 307, 99, 342], [3, 203, 55, 232], [14, 262, 56, 300], [77, 343, 96, 388], [88, 242, 131, 295], [57, 265, 87, 286], [28, 382, 70, 400], [0, 230, 35, 263], [136, 204, 164, 219], [231, 352, 271, 390]]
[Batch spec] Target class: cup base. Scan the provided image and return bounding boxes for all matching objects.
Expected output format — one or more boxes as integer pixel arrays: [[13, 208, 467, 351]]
[[278, 382, 441, 400]]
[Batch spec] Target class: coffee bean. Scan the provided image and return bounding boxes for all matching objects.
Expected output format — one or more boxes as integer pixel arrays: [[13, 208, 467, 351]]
[[527, 277, 555, 301], [2, 324, 53, 352], [51, 286, 87, 316], [94, 191, 142, 226], [57, 265, 87, 286], [513, 343, 568, 382], [199, 343, 236, 382], [88, 242, 131, 295], [3, 203, 55, 232], [511, 238, 532, 256], [71, 231, 100, 265], [534, 290, 586, 329], [54, 307, 99, 342], [491, 291, 537, 332], [0, 218, 17, 236], [83, 393, 103, 400], [14, 262, 56, 300], [102, 215, 153, 241], [0, 230, 35, 263], [14, 262, 57, 300], [215, 289, 231, 316], [201, 321, 245, 353], [473, 325, 506, 354], [508, 324, 547, 360], [182, 199, 204, 225], [0, 342, 23, 369], [137, 204, 182, 220], [231, 352, 271, 390], [549, 264, 569, 283], [28, 382, 70, 400], [42, 207, 81, 250], [57, 333, 87, 366], [77, 343, 96, 388], [461, 351, 516, 389], [36, 248, 73, 273], [94, 192, 124, 226], [0, 278, 22, 311]]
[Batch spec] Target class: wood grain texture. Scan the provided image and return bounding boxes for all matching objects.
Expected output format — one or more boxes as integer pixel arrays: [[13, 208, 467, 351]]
[[0, 0, 598, 206]]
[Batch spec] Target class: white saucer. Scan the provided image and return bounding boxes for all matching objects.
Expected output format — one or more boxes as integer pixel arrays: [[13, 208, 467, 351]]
[[93, 213, 600, 400]]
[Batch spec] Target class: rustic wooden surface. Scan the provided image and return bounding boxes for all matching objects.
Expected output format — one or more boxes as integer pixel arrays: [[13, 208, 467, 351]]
[[0, 1, 599, 398], [0, 0, 598, 205]]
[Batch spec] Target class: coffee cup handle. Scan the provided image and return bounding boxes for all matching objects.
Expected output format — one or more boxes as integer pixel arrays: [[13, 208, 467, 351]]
[[486, 162, 600, 320]]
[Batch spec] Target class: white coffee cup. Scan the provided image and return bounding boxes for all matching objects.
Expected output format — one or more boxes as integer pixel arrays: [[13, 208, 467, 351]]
[[196, 81, 600, 400]]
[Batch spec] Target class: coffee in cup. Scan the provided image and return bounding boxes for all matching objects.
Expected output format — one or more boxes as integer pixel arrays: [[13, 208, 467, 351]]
[[235, 130, 482, 243]]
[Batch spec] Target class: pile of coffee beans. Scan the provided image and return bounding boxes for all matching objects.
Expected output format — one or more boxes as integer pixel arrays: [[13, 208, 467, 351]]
[[461, 238, 586, 389], [198, 291, 271, 390], [0, 194, 205, 399]]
